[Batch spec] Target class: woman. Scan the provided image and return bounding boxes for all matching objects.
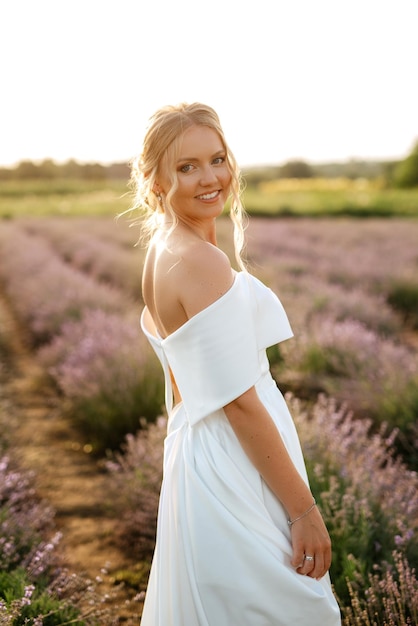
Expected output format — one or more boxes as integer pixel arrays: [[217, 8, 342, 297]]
[[133, 102, 341, 625]]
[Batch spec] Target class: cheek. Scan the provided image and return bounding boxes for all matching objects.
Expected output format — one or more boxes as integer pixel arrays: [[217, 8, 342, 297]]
[[178, 180, 195, 197], [172, 179, 194, 202]]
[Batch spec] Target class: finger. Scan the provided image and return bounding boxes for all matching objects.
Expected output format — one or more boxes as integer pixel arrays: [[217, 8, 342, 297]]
[[290, 543, 305, 569], [308, 552, 324, 579], [297, 553, 316, 576], [290, 533, 305, 569], [312, 544, 332, 579]]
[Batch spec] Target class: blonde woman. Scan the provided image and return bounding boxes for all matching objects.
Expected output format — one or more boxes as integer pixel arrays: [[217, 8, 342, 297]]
[[134, 102, 341, 625]]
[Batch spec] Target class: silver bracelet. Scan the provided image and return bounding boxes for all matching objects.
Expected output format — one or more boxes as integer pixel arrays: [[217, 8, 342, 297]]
[[287, 498, 316, 527]]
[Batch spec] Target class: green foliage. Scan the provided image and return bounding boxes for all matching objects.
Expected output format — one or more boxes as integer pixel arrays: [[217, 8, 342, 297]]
[[0, 569, 83, 625], [0, 509, 38, 574], [295, 393, 418, 622], [387, 280, 418, 328], [242, 166, 281, 186], [342, 552, 418, 626], [243, 159, 393, 182], [0, 179, 131, 218], [313, 159, 392, 180], [375, 380, 418, 467], [242, 184, 418, 217], [279, 160, 314, 178], [0, 179, 121, 197], [0, 308, 14, 366], [288, 330, 418, 469], [71, 363, 164, 455], [308, 465, 398, 604], [266, 344, 285, 369], [2, 178, 418, 219], [300, 344, 356, 378], [393, 140, 418, 188], [113, 562, 151, 588], [0, 159, 129, 182]]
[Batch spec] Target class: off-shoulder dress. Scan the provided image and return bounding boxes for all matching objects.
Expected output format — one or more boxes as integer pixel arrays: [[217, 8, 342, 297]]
[[140, 271, 341, 625]]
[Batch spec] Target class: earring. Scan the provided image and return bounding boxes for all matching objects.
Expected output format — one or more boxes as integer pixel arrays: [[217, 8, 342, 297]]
[[154, 187, 162, 204]]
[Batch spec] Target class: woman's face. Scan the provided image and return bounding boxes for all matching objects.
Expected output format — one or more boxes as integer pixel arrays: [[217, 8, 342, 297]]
[[158, 124, 232, 225]]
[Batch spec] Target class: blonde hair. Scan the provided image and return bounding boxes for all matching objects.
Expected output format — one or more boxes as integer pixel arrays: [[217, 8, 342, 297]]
[[128, 102, 247, 269]]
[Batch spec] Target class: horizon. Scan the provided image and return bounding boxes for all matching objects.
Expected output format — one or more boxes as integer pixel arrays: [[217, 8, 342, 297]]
[[0, 153, 406, 172]]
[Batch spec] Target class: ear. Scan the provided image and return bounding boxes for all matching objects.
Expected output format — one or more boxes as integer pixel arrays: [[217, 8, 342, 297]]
[[153, 182, 162, 194]]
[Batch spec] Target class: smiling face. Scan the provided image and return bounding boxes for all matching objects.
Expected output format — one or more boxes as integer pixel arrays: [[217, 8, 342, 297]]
[[157, 125, 232, 227]]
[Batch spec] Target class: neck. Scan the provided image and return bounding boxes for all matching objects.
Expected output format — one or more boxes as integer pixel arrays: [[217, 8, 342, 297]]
[[165, 218, 217, 246]]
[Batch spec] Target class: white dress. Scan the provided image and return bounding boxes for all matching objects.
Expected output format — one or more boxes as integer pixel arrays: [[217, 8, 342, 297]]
[[140, 271, 341, 625]]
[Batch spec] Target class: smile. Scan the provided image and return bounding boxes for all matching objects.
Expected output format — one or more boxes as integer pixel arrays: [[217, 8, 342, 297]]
[[196, 191, 220, 201]]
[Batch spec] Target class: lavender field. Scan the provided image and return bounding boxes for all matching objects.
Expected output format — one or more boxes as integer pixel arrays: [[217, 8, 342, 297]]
[[0, 215, 417, 624]]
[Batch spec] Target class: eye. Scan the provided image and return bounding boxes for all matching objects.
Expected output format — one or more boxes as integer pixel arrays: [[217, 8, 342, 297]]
[[213, 156, 225, 165], [179, 163, 194, 173]]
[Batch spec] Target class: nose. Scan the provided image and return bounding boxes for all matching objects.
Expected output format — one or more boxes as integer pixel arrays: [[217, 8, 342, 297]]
[[200, 164, 218, 186]]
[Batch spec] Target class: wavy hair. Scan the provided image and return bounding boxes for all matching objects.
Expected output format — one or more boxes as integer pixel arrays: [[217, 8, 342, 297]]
[[127, 102, 247, 269]]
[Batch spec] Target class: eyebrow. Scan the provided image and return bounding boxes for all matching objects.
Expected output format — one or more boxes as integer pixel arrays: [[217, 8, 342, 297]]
[[177, 149, 226, 164]]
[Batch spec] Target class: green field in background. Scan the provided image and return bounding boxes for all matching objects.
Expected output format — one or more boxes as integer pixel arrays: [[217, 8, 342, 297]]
[[1, 178, 418, 218]]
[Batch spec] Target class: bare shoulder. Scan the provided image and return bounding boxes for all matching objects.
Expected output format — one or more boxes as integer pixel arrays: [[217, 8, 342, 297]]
[[143, 234, 235, 337], [175, 240, 234, 319]]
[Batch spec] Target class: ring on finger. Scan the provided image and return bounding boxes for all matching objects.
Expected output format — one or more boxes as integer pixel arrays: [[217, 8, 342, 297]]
[[304, 555, 315, 562]]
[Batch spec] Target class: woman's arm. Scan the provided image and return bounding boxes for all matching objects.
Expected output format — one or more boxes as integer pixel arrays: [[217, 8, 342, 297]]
[[223, 387, 331, 580]]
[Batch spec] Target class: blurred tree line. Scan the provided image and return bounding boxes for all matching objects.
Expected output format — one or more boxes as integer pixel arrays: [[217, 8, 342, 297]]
[[0, 159, 130, 181], [1, 140, 417, 188], [392, 140, 418, 188], [243, 140, 418, 189]]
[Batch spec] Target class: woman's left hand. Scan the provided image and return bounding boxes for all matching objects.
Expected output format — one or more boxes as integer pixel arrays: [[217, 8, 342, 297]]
[[289, 506, 332, 580]]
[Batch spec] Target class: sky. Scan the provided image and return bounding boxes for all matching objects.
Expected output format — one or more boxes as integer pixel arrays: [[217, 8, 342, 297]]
[[1, 0, 417, 169]]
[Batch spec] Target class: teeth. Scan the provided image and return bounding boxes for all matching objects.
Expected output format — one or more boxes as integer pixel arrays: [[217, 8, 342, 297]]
[[198, 191, 218, 200]]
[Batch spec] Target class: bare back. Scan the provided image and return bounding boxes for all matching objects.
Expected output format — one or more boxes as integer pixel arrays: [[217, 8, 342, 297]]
[[142, 229, 235, 339]]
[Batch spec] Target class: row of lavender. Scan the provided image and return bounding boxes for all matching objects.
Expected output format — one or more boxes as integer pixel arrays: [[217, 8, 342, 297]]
[[0, 220, 163, 453], [245, 218, 418, 621], [21, 215, 417, 459], [0, 216, 417, 623], [0, 217, 147, 623], [0, 353, 99, 623], [0, 219, 159, 622], [248, 218, 418, 468], [0, 435, 124, 624], [0, 452, 80, 624]]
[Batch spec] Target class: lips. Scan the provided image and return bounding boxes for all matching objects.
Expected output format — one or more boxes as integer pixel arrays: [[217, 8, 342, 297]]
[[196, 190, 220, 200]]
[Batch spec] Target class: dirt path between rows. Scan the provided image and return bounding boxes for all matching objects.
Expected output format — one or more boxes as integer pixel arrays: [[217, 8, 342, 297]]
[[0, 290, 145, 624]]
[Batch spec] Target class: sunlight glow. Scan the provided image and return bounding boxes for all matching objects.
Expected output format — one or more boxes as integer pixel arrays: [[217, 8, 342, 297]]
[[1, 0, 417, 167]]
